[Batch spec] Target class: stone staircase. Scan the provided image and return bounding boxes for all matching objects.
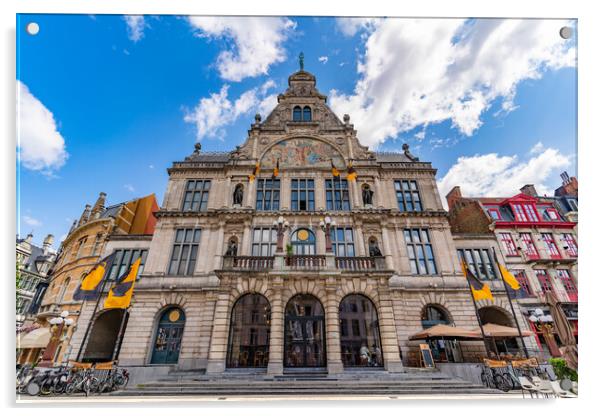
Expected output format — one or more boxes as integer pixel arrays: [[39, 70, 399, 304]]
[[112, 368, 507, 397]]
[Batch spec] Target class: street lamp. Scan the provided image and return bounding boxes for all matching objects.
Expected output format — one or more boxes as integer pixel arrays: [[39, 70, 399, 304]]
[[38, 310, 74, 367], [320, 216, 336, 253], [273, 216, 290, 253]]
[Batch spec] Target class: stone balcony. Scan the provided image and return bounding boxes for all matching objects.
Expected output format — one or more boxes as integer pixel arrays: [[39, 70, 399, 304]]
[[220, 254, 388, 273]]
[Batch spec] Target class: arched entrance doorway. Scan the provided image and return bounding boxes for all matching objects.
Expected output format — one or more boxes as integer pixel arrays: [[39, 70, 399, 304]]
[[339, 294, 383, 367], [82, 309, 129, 362], [226, 294, 271, 368], [478, 306, 519, 355], [421, 305, 462, 362], [150, 307, 185, 365], [284, 294, 326, 368]]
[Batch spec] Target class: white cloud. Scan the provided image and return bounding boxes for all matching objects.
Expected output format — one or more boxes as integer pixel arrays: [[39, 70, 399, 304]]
[[184, 80, 277, 140], [17, 81, 68, 174], [318, 56, 329, 64], [437, 146, 571, 207], [124, 15, 145, 42], [530, 141, 545, 154], [187, 16, 296, 82], [335, 18, 379, 37], [124, 184, 135, 193], [22, 215, 42, 228], [149, 164, 155, 169], [329, 18, 576, 149]]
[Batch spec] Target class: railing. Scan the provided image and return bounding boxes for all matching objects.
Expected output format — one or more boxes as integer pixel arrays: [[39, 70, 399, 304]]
[[222, 256, 274, 271], [285, 255, 326, 270], [335, 256, 386, 271]]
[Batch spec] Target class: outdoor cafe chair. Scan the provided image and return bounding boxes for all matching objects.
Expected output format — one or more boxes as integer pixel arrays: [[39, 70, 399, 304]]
[[533, 379, 554, 398], [518, 376, 538, 398], [551, 380, 577, 398]]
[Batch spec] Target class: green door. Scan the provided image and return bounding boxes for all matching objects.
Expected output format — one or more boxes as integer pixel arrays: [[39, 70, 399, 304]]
[[151, 308, 185, 365]]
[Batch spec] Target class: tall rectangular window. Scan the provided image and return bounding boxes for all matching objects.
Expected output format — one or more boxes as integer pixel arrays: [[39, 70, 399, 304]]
[[74, 237, 87, 259], [404, 228, 437, 275], [562, 234, 578, 257], [109, 249, 148, 280], [500, 233, 518, 256], [541, 233, 562, 259], [512, 270, 534, 297], [325, 178, 350, 211], [535, 269, 554, 294], [330, 227, 355, 257], [394, 180, 423, 212], [519, 233, 539, 259], [457, 249, 496, 280], [251, 227, 277, 256], [512, 204, 528, 222], [182, 180, 211, 212], [524, 204, 539, 221], [291, 179, 315, 211], [168, 228, 201, 275], [255, 179, 280, 211], [557, 269, 577, 302]]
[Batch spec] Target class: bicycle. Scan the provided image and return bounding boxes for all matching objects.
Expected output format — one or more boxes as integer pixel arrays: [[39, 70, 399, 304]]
[[65, 368, 99, 397]]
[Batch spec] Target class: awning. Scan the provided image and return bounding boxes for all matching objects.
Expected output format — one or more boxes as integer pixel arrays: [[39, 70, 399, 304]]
[[409, 324, 481, 340], [17, 327, 51, 349], [476, 323, 534, 338]]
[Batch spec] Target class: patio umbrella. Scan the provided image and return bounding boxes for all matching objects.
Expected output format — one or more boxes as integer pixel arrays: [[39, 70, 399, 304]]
[[545, 291, 578, 370], [409, 324, 482, 340], [479, 323, 534, 338]]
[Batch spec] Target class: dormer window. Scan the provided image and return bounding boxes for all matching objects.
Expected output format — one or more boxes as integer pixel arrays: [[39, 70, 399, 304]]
[[303, 106, 312, 121], [488, 208, 501, 220], [293, 106, 302, 121], [545, 208, 559, 221], [511, 203, 539, 222]]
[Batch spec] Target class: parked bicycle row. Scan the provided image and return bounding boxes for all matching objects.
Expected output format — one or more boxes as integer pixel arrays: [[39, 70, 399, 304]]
[[16, 362, 129, 397]]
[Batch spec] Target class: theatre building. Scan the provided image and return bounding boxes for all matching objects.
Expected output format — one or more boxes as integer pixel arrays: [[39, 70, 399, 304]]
[[69, 67, 532, 381]]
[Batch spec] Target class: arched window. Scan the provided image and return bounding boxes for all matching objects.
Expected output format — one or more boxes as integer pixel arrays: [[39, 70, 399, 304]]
[[303, 106, 312, 121], [226, 294, 271, 368], [291, 228, 316, 255], [293, 106, 302, 121], [58, 277, 70, 304], [284, 294, 326, 367], [150, 307, 185, 364], [478, 306, 519, 355], [83, 309, 129, 362], [339, 294, 383, 367], [421, 305, 450, 329]]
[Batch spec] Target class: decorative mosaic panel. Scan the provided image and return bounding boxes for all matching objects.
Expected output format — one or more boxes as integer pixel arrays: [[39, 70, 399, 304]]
[[261, 138, 344, 168]]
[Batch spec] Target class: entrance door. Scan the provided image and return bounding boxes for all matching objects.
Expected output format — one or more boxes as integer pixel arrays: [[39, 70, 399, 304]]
[[151, 308, 185, 365], [284, 294, 326, 368]]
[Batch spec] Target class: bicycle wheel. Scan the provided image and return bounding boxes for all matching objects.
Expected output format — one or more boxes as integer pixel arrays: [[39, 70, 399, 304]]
[[493, 374, 511, 392], [39, 379, 53, 396], [26, 381, 40, 396]]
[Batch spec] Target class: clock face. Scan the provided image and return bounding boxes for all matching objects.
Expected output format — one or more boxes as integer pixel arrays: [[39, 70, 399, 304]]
[[297, 229, 309, 241], [168, 309, 181, 322]]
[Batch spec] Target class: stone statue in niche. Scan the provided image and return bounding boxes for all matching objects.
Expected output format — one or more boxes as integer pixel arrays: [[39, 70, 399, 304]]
[[233, 184, 244, 205], [225, 239, 238, 256], [362, 184, 374, 206], [368, 239, 382, 257]]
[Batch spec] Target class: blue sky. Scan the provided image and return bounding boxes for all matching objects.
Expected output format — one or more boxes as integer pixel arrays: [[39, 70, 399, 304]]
[[16, 15, 577, 248]]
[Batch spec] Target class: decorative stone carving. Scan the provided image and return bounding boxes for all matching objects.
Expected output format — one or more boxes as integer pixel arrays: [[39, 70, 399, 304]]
[[260, 138, 344, 168]]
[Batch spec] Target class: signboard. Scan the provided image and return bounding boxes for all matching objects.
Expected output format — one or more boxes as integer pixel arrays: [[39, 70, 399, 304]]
[[419, 343, 435, 368]]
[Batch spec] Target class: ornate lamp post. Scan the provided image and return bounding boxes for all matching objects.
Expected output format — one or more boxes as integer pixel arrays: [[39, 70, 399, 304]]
[[273, 215, 290, 253], [528, 307, 561, 357], [38, 310, 74, 367], [319, 216, 336, 253]]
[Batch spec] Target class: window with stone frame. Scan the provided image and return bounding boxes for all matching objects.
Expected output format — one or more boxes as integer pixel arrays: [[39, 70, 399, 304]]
[[251, 227, 277, 256], [512, 269, 535, 297], [108, 248, 148, 281], [519, 233, 539, 259], [404, 228, 437, 275], [74, 237, 87, 259], [182, 179, 211, 212], [541, 233, 562, 259], [325, 177, 350, 211], [557, 269, 577, 302], [255, 178, 280, 211], [562, 233, 578, 257], [535, 269, 554, 294], [394, 180, 423, 212], [330, 227, 355, 257], [168, 228, 201, 276], [456, 249, 496, 280], [291, 179, 315, 211], [499, 233, 518, 256]]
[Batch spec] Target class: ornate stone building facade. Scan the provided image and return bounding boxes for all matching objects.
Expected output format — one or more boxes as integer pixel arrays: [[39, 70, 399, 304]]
[[69, 68, 535, 381]]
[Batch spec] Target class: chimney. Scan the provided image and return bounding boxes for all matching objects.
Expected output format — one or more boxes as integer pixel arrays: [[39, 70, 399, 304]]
[[446, 186, 463, 210], [78, 204, 92, 226], [560, 171, 570, 185], [520, 184, 538, 197], [91, 192, 107, 217], [43, 234, 54, 254]]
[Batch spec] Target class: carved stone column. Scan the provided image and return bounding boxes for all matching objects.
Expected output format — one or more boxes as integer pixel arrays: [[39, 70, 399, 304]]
[[213, 222, 225, 270], [245, 179, 257, 208], [267, 277, 284, 374], [377, 283, 403, 372], [206, 290, 231, 374], [380, 224, 395, 269], [325, 282, 344, 374]]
